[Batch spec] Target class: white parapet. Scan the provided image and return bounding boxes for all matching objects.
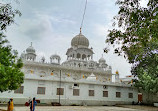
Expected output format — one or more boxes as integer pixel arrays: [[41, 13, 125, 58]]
[[154, 103, 158, 107]]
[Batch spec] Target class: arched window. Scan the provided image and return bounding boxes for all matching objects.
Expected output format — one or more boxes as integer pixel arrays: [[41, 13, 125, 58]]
[[89, 63, 94, 67], [87, 55, 91, 60], [82, 54, 86, 60], [77, 53, 81, 58], [78, 63, 81, 67]]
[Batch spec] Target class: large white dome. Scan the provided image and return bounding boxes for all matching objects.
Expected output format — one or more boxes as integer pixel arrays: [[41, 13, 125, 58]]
[[71, 33, 89, 47]]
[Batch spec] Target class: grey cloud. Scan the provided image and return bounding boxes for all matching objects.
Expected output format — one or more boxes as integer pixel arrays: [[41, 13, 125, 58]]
[[24, 23, 47, 40], [19, 14, 54, 40]]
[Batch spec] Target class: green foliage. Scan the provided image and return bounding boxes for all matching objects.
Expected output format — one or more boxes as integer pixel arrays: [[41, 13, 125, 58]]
[[106, 0, 158, 94], [134, 52, 158, 93], [0, 3, 21, 30], [0, 3, 24, 92]]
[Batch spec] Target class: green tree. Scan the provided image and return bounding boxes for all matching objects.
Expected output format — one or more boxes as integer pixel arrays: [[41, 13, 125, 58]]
[[0, 3, 24, 92], [106, 0, 158, 94]]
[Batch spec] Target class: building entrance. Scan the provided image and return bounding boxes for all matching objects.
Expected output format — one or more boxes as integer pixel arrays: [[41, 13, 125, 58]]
[[138, 93, 143, 103]]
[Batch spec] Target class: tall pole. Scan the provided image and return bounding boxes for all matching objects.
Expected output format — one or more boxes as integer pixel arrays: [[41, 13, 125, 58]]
[[59, 70, 61, 104], [80, 0, 87, 31]]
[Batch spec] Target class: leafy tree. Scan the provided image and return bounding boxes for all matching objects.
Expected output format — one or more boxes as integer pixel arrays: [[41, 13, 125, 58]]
[[0, 3, 24, 92], [106, 0, 158, 94]]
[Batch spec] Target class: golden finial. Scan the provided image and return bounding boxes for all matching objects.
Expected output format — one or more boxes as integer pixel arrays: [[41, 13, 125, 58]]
[[116, 70, 119, 75]]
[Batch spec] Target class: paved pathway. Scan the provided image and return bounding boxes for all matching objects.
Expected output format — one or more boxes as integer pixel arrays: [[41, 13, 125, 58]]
[[0, 106, 145, 111], [117, 105, 158, 111]]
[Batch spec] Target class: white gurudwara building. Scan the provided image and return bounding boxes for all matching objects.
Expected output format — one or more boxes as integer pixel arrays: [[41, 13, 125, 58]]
[[0, 32, 139, 105]]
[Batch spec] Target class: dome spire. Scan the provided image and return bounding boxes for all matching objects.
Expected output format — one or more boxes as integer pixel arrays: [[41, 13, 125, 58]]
[[31, 42, 32, 47]]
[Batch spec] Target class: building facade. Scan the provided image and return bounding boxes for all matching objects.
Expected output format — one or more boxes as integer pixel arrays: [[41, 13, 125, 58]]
[[0, 32, 139, 105]]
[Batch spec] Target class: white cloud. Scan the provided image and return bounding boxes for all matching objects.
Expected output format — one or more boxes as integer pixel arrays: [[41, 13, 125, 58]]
[[105, 47, 132, 78], [90, 23, 131, 77], [93, 24, 109, 37], [34, 11, 76, 25]]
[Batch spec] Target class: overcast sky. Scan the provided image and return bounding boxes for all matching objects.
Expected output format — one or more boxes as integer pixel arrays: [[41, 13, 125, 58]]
[[3, 0, 148, 78]]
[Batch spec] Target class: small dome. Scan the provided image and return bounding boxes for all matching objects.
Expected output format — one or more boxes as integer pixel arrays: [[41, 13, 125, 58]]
[[50, 54, 61, 60], [99, 57, 106, 63], [71, 33, 89, 47], [26, 43, 35, 53], [41, 56, 45, 63], [41, 56, 45, 60]]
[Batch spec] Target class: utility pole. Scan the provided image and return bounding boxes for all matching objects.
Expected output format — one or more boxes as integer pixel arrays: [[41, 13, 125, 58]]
[[59, 70, 61, 104]]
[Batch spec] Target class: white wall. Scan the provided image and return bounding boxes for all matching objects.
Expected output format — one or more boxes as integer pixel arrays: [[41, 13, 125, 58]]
[[0, 79, 138, 105]]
